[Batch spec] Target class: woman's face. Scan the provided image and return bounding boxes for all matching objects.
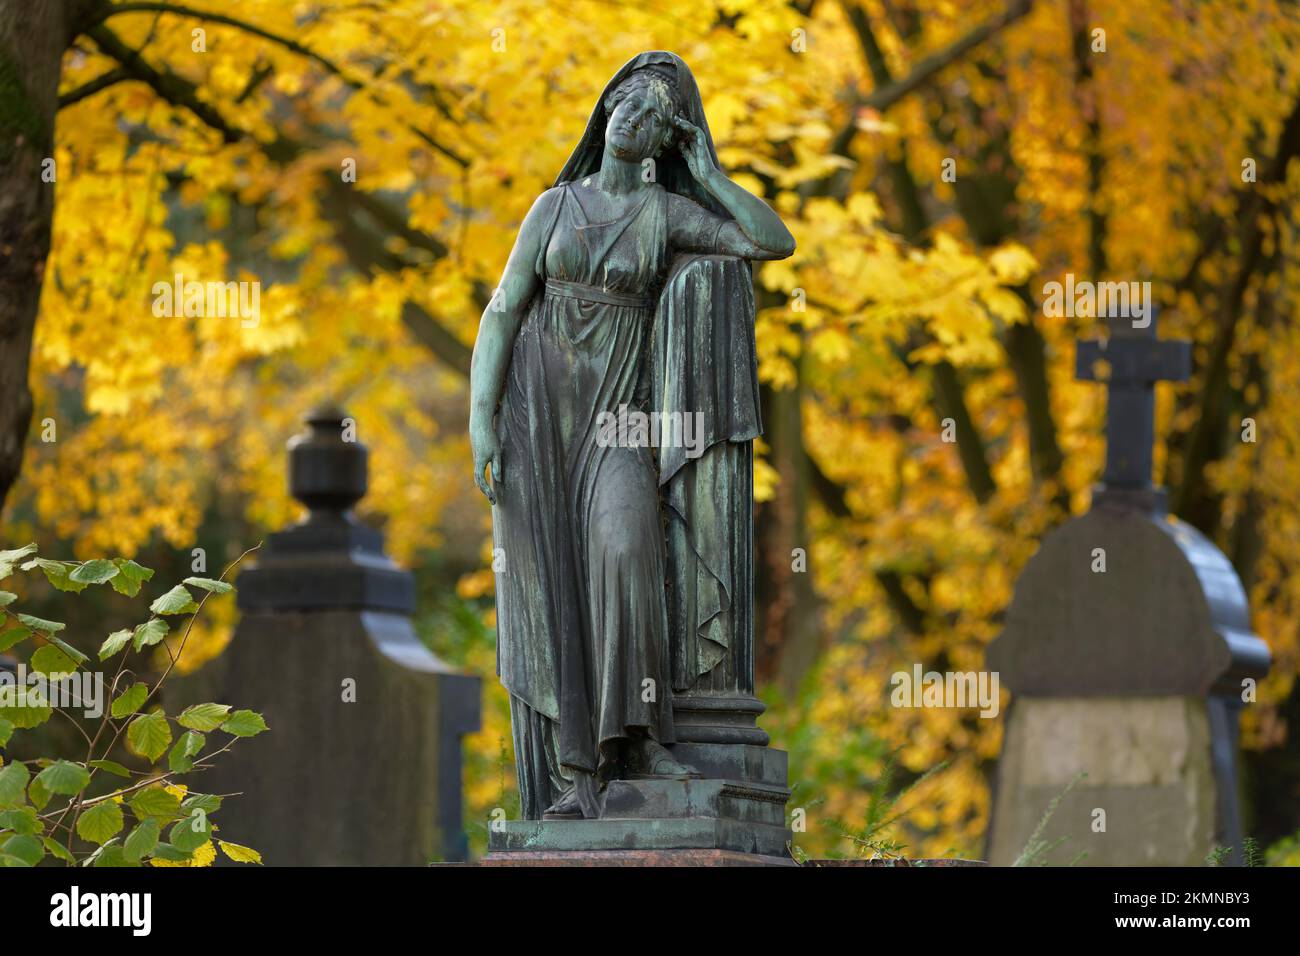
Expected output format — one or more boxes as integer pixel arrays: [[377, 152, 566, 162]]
[[605, 82, 672, 162]]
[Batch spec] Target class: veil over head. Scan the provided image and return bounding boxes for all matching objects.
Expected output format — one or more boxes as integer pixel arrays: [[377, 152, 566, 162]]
[[553, 51, 729, 219]]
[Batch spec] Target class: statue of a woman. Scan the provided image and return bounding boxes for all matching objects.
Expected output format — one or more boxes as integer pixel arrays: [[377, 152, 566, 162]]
[[469, 51, 794, 821]]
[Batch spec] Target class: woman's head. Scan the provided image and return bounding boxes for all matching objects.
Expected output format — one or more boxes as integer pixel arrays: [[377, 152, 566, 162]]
[[602, 67, 682, 162]]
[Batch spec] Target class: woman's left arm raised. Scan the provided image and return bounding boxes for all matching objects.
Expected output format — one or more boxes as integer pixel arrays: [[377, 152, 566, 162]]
[[674, 116, 795, 261]]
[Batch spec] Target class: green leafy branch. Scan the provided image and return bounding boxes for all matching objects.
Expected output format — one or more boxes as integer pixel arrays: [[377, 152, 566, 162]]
[[0, 543, 266, 867]]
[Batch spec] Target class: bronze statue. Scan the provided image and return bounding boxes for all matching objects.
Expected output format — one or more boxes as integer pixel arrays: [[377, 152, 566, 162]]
[[469, 51, 794, 821]]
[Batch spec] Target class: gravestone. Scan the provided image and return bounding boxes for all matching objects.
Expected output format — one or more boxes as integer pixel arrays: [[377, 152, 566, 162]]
[[986, 312, 1271, 866], [178, 407, 480, 864]]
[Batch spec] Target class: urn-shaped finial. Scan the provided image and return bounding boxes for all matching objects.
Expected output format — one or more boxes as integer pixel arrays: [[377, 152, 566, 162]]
[[286, 405, 367, 518]]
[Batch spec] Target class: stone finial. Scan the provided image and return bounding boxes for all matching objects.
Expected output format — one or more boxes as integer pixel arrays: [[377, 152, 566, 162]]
[[237, 406, 414, 614], [288, 406, 367, 519]]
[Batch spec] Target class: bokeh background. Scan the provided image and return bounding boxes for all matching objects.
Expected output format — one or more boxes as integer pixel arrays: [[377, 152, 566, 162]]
[[5, 0, 1300, 861]]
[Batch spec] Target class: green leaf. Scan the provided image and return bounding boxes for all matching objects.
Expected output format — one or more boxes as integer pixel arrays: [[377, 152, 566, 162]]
[[0, 718, 12, 748], [110, 682, 149, 719], [109, 559, 154, 597], [98, 629, 133, 661], [84, 839, 129, 867], [69, 559, 119, 585], [132, 618, 169, 651], [183, 576, 233, 594], [0, 763, 29, 808], [88, 759, 132, 779], [218, 840, 262, 864], [45, 634, 88, 665], [150, 841, 191, 862], [167, 731, 205, 773], [30, 645, 77, 677], [179, 730, 206, 757], [0, 805, 42, 834], [126, 712, 172, 763], [76, 801, 125, 845], [17, 613, 64, 633], [43, 837, 76, 863], [0, 591, 15, 607], [167, 745, 193, 774], [127, 786, 181, 823], [0, 833, 44, 866], [0, 695, 52, 730], [0, 625, 29, 653], [149, 585, 198, 616], [220, 710, 268, 738], [123, 818, 160, 862], [181, 792, 222, 814], [169, 810, 212, 852], [177, 702, 231, 732], [27, 559, 87, 594], [0, 543, 37, 579], [35, 760, 90, 797], [27, 776, 51, 811]]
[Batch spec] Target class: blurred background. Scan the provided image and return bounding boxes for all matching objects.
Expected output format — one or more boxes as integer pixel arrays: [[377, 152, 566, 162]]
[[3, 0, 1300, 860]]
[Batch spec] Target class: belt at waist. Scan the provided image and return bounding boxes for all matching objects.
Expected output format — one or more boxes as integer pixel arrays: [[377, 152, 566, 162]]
[[545, 278, 654, 310]]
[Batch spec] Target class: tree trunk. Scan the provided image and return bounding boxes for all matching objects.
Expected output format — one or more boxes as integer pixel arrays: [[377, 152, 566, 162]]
[[754, 371, 821, 696], [0, 1, 84, 514]]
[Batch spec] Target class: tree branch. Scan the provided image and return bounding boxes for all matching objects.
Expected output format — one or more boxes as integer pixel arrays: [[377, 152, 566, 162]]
[[1173, 93, 1300, 526], [876, 570, 928, 636], [86, 24, 477, 378], [85, 23, 243, 142], [320, 179, 473, 374], [92, 1, 471, 167], [836, 1, 999, 504], [58, 66, 128, 107], [862, 0, 1033, 111], [826, 0, 1034, 162]]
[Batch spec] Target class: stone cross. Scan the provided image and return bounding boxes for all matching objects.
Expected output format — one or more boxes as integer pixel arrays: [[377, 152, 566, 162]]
[[1074, 308, 1191, 494]]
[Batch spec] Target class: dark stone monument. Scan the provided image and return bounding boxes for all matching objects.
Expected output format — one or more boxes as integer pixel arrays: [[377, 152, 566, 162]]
[[986, 311, 1271, 865], [468, 52, 797, 863], [180, 407, 481, 864]]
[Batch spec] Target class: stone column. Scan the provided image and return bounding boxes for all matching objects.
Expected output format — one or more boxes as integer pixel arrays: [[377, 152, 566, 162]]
[[180, 407, 480, 864]]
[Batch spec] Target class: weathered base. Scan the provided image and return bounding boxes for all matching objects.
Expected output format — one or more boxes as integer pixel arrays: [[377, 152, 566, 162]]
[[486, 742, 793, 863], [987, 697, 1218, 866]]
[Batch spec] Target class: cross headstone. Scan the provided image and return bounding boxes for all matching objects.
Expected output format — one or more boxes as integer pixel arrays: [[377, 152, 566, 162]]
[[986, 309, 1270, 865], [1074, 308, 1190, 503], [175, 407, 481, 864]]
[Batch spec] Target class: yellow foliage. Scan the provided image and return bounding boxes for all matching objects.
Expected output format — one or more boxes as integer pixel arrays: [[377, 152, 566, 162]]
[[17, 0, 1300, 861]]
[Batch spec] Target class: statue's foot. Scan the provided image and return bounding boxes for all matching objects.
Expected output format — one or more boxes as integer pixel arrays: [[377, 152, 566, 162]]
[[626, 738, 701, 780], [541, 786, 583, 820]]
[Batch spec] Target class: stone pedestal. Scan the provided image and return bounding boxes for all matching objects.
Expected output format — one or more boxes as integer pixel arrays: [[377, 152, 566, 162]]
[[178, 408, 480, 864], [486, 742, 791, 861]]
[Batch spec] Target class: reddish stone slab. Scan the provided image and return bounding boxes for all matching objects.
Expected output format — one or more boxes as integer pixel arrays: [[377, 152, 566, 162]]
[[481, 848, 797, 866]]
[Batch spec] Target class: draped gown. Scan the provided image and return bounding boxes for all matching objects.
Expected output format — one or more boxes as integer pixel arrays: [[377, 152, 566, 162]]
[[492, 180, 729, 818]]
